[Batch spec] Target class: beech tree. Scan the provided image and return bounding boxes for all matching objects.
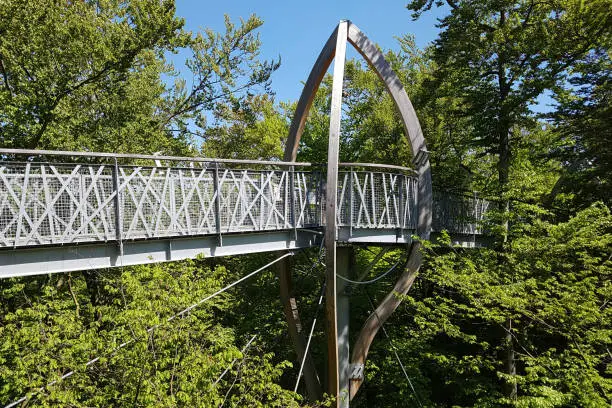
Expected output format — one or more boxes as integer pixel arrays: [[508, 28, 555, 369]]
[[370, 204, 612, 407], [549, 48, 612, 214], [0, 0, 278, 154]]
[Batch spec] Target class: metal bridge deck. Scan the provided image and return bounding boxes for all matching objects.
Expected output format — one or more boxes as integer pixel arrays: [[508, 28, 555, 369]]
[[0, 151, 490, 278]]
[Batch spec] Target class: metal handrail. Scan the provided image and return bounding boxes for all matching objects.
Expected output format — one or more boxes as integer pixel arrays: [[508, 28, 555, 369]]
[[0, 148, 313, 167], [0, 148, 418, 175], [338, 162, 417, 175]]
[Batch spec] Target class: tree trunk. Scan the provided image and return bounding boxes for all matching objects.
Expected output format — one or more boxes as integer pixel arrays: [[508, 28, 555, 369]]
[[498, 123, 517, 400], [496, 7, 517, 398], [84, 271, 103, 322], [503, 317, 517, 399]]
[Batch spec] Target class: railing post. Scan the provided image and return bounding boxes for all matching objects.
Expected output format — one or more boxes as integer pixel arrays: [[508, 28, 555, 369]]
[[319, 169, 324, 227], [290, 165, 297, 239], [260, 172, 265, 230], [349, 167, 354, 237], [79, 172, 86, 237], [473, 191, 478, 244], [112, 158, 123, 256], [397, 174, 406, 238], [213, 162, 223, 246], [412, 176, 418, 231]]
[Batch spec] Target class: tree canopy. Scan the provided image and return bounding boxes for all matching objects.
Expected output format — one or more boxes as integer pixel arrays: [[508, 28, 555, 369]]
[[0, 0, 279, 155]]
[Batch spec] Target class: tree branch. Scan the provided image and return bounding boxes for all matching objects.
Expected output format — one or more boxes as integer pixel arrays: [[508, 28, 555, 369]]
[[0, 56, 12, 96], [67, 273, 80, 318]]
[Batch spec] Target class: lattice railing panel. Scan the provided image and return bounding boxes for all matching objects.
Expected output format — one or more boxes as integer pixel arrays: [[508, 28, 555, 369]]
[[0, 163, 327, 247], [432, 192, 491, 235], [336, 171, 418, 230], [0, 159, 489, 249], [0, 163, 117, 247], [218, 169, 292, 232], [119, 166, 217, 240], [294, 170, 323, 228]]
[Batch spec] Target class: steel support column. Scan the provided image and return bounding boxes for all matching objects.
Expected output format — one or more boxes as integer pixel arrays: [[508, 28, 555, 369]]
[[324, 20, 348, 401], [336, 246, 352, 407]]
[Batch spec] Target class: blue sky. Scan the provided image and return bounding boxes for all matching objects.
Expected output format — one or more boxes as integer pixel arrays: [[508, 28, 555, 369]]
[[170, 1, 553, 112], [171, 1, 447, 104]]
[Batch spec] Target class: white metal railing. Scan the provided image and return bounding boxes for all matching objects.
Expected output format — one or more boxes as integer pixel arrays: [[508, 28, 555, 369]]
[[336, 170, 418, 229], [0, 149, 489, 249], [432, 191, 491, 235], [0, 162, 319, 247]]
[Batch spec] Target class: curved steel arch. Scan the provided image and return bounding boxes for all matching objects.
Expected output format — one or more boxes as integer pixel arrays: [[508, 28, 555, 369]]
[[279, 20, 433, 402], [284, 21, 432, 237]]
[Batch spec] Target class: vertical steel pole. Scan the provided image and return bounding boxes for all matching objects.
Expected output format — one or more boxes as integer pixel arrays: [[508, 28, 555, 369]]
[[337, 246, 351, 408], [319, 169, 324, 227], [213, 163, 223, 246], [349, 167, 354, 237], [260, 172, 265, 230], [290, 166, 297, 239], [473, 191, 478, 244], [399, 174, 405, 237], [325, 20, 348, 405], [112, 158, 123, 257]]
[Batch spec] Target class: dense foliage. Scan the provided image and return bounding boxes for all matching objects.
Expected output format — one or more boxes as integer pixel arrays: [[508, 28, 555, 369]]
[[0, 260, 303, 406], [0, 0, 610, 407]]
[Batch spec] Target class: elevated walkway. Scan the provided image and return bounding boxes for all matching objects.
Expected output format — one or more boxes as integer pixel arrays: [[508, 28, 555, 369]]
[[0, 149, 489, 278]]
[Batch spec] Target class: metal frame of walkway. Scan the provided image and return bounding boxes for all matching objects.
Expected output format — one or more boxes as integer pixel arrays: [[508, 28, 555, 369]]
[[0, 149, 488, 278]]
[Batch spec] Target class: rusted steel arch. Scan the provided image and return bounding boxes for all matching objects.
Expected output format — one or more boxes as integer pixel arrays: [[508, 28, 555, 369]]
[[279, 20, 433, 401], [278, 254, 322, 400]]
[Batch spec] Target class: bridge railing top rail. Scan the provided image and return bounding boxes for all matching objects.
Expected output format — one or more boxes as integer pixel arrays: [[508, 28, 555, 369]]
[[0, 148, 313, 168], [0, 148, 418, 175], [336, 162, 417, 175]]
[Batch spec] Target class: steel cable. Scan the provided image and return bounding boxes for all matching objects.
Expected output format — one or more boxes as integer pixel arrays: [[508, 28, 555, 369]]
[[364, 289, 423, 408], [294, 281, 326, 393], [336, 259, 402, 285]]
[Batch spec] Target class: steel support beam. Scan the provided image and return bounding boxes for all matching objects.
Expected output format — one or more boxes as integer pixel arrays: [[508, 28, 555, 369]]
[[0, 230, 321, 278], [0, 229, 485, 279]]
